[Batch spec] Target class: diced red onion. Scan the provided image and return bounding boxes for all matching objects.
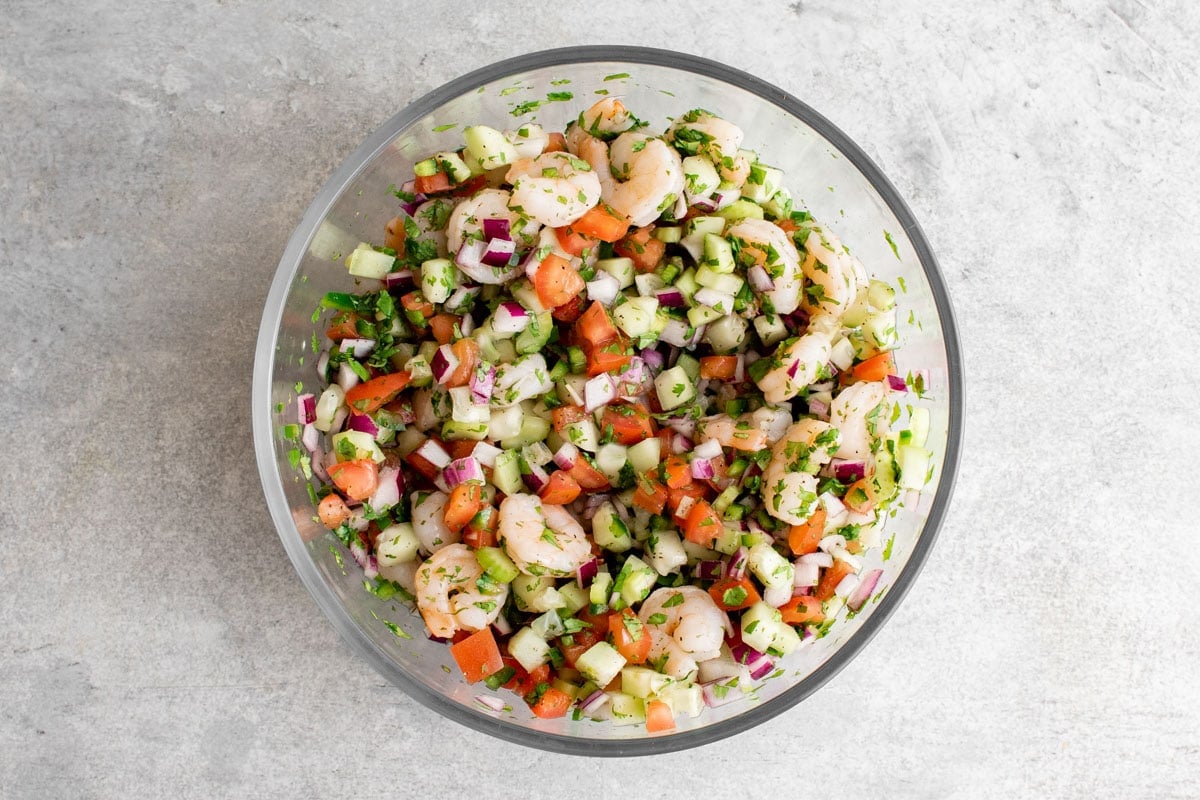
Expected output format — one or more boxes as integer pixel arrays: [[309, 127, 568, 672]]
[[470, 363, 496, 405], [693, 559, 725, 581], [582, 493, 612, 520], [482, 218, 511, 241], [799, 551, 833, 569], [792, 585, 812, 597], [810, 379, 835, 393], [349, 541, 377, 580], [470, 441, 502, 468], [553, 442, 580, 470], [711, 187, 741, 209], [383, 269, 414, 290], [474, 694, 507, 712], [818, 533, 847, 553], [316, 350, 330, 380], [763, 582, 793, 609], [491, 614, 513, 636], [886, 374, 907, 392], [443, 456, 484, 488], [586, 271, 621, 306], [689, 195, 718, 213], [640, 347, 665, 372], [729, 642, 773, 680], [674, 494, 697, 521], [445, 285, 480, 313], [671, 433, 693, 455], [793, 560, 820, 587], [456, 239, 485, 270], [658, 318, 690, 348], [728, 547, 749, 580], [414, 438, 452, 470], [336, 362, 360, 392], [701, 681, 746, 708], [346, 413, 380, 438], [482, 237, 516, 267], [329, 407, 348, 435], [340, 338, 376, 358], [693, 287, 734, 312], [576, 557, 600, 588], [834, 572, 860, 599], [733, 355, 745, 383], [584, 374, 616, 412], [301, 423, 320, 452], [693, 438, 722, 461], [580, 689, 609, 714], [457, 240, 523, 285], [431, 344, 458, 384], [654, 287, 686, 308], [297, 393, 316, 425], [662, 414, 697, 439], [747, 265, 774, 292], [524, 462, 549, 492], [310, 445, 328, 481], [831, 459, 867, 483], [369, 465, 402, 510], [427, 632, 451, 643], [847, 568, 883, 611], [690, 457, 715, 480], [808, 396, 830, 418], [493, 302, 530, 334]]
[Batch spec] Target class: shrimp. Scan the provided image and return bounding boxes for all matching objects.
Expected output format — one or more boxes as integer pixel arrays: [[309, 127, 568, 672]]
[[411, 490, 459, 553], [505, 123, 550, 158], [696, 413, 769, 452], [754, 314, 840, 404], [505, 151, 601, 228], [762, 419, 841, 526], [602, 132, 684, 227], [727, 218, 803, 316], [800, 225, 863, 318], [497, 493, 593, 577], [577, 97, 637, 138], [400, 198, 456, 258], [414, 543, 508, 638], [830, 380, 889, 461], [446, 187, 539, 254], [666, 110, 750, 185], [750, 405, 794, 446], [638, 586, 729, 680]]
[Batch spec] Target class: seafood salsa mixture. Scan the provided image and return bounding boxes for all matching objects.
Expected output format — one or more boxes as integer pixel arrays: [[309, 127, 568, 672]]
[[293, 97, 934, 732]]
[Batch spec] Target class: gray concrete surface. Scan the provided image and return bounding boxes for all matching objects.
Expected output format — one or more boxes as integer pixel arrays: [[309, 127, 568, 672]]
[[3, 1, 1198, 797]]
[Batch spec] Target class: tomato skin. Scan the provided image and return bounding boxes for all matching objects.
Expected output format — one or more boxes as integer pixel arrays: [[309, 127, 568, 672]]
[[344, 371, 412, 415], [568, 204, 630, 243], [567, 457, 611, 492], [609, 609, 652, 664], [645, 699, 676, 733], [699, 356, 739, 380], [443, 482, 485, 534], [555, 226, 597, 257], [531, 687, 573, 719], [708, 577, 761, 611], [443, 338, 480, 389], [787, 508, 826, 556], [682, 499, 723, 547], [632, 472, 668, 515], [779, 595, 825, 625], [414, 172, 451, 194], [317, 494, 351, 529], [539, 470, 582, 505], [599, 404, 656, 445], [614, 226, 666, 272], [449, 628, 504, 684], [327, 459, 379, 501], [534, 253, 585, 309], [814, 560, 856, 602], [558, 629, 600, 668], [325, 312, 363, 341]]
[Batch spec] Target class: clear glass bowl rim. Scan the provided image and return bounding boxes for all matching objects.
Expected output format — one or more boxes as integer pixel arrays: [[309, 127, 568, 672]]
[[252, 45, 964, 756]]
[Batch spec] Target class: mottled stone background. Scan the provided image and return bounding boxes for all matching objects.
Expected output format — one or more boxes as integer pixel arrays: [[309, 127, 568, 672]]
[[2, 1, 1197, 797]]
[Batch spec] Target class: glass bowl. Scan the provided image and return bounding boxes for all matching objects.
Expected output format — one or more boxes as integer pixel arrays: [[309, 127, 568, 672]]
[[253, 46, 962, 755]]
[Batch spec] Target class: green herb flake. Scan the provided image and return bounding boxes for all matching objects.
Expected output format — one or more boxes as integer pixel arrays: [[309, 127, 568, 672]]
[[647, 613, 667, 625], [603, 72, 630, 81], [884, 230, 901, 260], [546, 91, 573, 102], [432, 123, 457, 132]]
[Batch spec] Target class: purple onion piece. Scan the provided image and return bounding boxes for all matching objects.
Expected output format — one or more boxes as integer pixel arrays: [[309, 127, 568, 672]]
[[690, 457, 715, 481], [831, 459, 868, 483], [553, 442, 579, 471], [346, 413, 380, 438], [576, 557, 600, 588], [481, 237, 516, 266], [431, 344, 458, 384], [886, 374, 907, 392], [846, 568, 883, 612], [442, 456, 484, 488], [470, 363, 496, 405], [747, 264, 775, 292], [297, 393, 316, 425], [482, 217, 511, 241]]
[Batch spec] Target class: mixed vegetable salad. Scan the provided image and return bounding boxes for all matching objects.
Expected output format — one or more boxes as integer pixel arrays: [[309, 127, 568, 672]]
[[288, 97, 934, 732]]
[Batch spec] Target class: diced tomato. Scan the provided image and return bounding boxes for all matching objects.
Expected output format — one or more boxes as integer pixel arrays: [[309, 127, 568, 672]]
[[552, 405, 588, 435], [446, 439, 478, 460], [414, 171, 451, 194], [531, 687, 573, 719], [448, 174, 488, 197], [443, 337, 480, 389], [851, 351, 895, 382], [708, 576, 761, 611], [568, 204, 630, 243], [404, 440, 445, 480], [614, 226, 666, 272], [449, 628, 504, 684], [702, 454, 732, 492], [558, 629, 600, 668], [344, 371, 412, 414], [551, 293, 587, 323], [842, 479, 875, 514], [814, 560, 857, 602], [539, 470, 582, 505], [555, 225, 598, 257], [787, 508, 826, 556], [429, 313, 460, 346], [400, 291, 435, 320], [632, 472, 668, 515], [317, 493, 351, 529], [543, 132, 567, 153], [645, 699, 676, 733], [585, 341, 632, 377], [609, 608, 652, 664], [510, 662, 551, 698], [599, 403, 656, 445], [779, 595, 825, 626], [667, 483, 709, 522], [462, 505, 500, 549], [682, 499, 723, 547], [662, 454, 692, 489], [325, 311, 362, 341], [534, 253, 585, 309], [574, 301, 620, 351], [567, 456, 611, 492], [443, 482, 485, 534], [699, 355, 739, 380], [327, 459, 379, 502]]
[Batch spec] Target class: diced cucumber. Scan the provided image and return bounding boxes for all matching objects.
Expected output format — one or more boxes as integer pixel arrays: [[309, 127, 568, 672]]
[[575, 642, 627, 689], [515, 311, 553, 355], [687, 304, 725, 328], [313, 385, 345, 432], [896, 444, 933, 490], [330, 430, 384, 464], [867, 278, 897, 311], [597, 257, 636, 289], [476, 546, 519, 583], [433, 151, 473, 184], [702, 233, 736, 274], [346, 243, 395, 279], [626, 437, 662, 474], [674, 268, 700, 301], [557, 582, 589, 616], [682, 156, 720, 199], [675, 353, 700, 382], [655, 365, 696, 412], [747, 542, 795, 590], [657, 683, 703, 718], [510, 279, 548, 314], [613, 296, 660, 338], [564, 419, 600, 452], [442, 420, 488, 441], [712, 523, 743, 555], [694, 264, 745, 296], [753, 314, 788, 347], [741, 601, 802, 656], [714, 199, 765, 221], [871, 446, 898, 506], [590, 572, 613, 606], [645, 529, 687, 576], [621, 667, 674, 699], [863, 308, 898, 350], [741, 162, 784, 203], [508, 626, 551, 672], [418, 258, 458, 305], [654, 226, 682, 244], [608, 692, 646, 726], [762, 187, 793, 220], [704, 314, 747, 354], [908, 406, 931, 448], [489, 405, 523, 441], [595, 443, 629, 484], [684, 215, 726, 239], [491, 449, 523, 495], [375, 523, 420, 566], [413, 157, 438, 177], [592, 501, 633, 552], [634, 273, 666, 297], [828, 336, 856, 371], [463, 124, 518, 171], [614, 554, 657, 607], [552, 678, 582, 700], [499, 414, 551, 450], [512, 574, 565, 613], [531, 609, 566, 639]]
